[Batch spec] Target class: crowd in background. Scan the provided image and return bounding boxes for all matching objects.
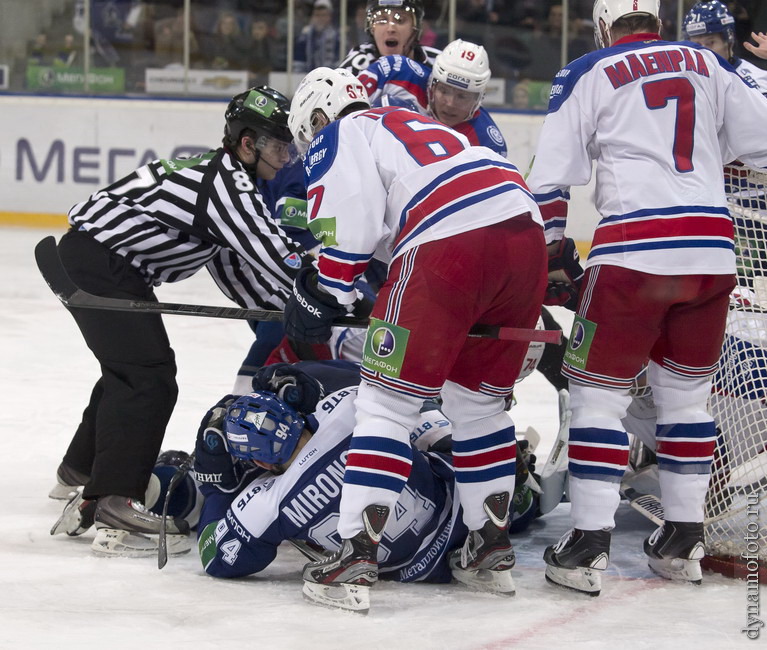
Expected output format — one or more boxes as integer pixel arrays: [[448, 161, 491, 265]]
[[18, 1, 767, 106]]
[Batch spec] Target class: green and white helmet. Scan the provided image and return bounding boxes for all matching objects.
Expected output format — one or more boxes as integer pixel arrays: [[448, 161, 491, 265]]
[[224, 86, 292, 147]]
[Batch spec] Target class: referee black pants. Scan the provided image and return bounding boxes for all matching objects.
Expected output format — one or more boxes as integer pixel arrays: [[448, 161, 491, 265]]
[[58, 229, 178, 501]]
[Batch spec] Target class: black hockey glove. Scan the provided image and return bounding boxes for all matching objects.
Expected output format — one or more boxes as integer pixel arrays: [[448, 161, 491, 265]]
[[544, 238, 584, 311], [283, 268, 347, 344], [193, 394, 244, 492], [251, 362, 325, 413]]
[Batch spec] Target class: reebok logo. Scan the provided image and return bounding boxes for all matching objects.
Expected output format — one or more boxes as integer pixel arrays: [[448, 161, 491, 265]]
[[293, 285, 323, 317]]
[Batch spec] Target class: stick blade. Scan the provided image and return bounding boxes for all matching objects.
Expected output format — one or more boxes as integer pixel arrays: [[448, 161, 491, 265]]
[[34, 236, 77, 304]]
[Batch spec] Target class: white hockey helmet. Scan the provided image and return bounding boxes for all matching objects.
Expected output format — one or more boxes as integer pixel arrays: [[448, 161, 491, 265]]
[[429, 39, 491, 118], [288, 67, 370, 154], [592, 0, 660, 49]]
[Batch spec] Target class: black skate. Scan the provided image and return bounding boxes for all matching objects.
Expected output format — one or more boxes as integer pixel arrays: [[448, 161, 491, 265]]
[[644, 521, 704, 584], [450, 492, 516, 595], [50, 488, 97, 536], [544, 528, 611, 596], [302, 504, 389, 614], [48, 462, 90, 500], [92, 495, 191, 558]]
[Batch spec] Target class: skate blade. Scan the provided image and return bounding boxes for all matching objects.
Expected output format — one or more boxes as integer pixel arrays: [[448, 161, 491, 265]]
[[545, 565, 602, 596], [49, 483, 80, 501], [50, 489, 94, 537], [302, 581, 370, 614], [452, 566, 516, 596], [91, 528, 192, 558], [647, 557, 703, 584]]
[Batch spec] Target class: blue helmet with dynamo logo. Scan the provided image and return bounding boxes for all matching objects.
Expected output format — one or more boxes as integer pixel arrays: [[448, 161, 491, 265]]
[[683, 1, 735, 47], [223, 391, 306, 465]]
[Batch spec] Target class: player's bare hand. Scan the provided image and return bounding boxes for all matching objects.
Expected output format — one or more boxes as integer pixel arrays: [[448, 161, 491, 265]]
[[743, 32, 767, 60]]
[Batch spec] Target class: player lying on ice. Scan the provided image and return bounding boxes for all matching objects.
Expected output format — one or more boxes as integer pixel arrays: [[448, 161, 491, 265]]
[[192, 363, 541, 614]]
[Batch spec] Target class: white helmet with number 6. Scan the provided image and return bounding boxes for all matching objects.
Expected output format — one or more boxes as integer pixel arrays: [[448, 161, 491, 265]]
[[288, 67, 371, 154], [592, 0, 660, 49]]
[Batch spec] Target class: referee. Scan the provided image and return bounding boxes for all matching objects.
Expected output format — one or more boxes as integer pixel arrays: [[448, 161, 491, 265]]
[[48, 87, 312, 557]]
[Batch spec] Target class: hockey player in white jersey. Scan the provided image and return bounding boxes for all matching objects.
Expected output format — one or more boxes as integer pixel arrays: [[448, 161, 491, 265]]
[[683, 1, 767, 94], [525, 0, 767, 595], [283, 67, 547, 611], [358, 39, 508, 156]]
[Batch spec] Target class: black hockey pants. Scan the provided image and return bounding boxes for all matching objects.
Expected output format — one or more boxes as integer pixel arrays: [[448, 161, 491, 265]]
[[57, 229, 178, 501]]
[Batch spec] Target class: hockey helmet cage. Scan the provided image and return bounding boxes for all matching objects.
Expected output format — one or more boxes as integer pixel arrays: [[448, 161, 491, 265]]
[[365, 0, 424, 38], [224, 86, 292, 148], [683, 1, 735, 47], [429, 39, 491, 118], [592, 0, 660, 49], [288, 67, 370, 154], [223, 391, 306, 466]]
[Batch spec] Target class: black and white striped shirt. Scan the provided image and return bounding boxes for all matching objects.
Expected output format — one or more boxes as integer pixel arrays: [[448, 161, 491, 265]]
[[68, 148, 311, 310]]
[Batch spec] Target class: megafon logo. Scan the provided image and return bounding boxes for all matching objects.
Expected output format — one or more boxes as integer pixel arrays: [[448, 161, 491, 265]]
[[571, 321, 586, 350], [371, 327, 396, 357]]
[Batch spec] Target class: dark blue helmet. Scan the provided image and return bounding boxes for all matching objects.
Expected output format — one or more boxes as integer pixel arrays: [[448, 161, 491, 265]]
[[683, 1, 735, 47], [223, 391, 306, 465]]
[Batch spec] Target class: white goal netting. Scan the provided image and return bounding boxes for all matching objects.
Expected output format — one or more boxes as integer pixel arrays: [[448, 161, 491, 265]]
[[705, 164, 767, 574]]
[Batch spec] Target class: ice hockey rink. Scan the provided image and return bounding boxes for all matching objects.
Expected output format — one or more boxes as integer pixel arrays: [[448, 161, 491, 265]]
[[1, 225, 756, 649]]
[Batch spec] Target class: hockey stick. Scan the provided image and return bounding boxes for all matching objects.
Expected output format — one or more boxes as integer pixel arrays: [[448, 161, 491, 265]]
[[537, 388, 571, 514], [34, 236, 561, 344], [287, 538, 330, 563], [158, 451, 195, 570], [620, 485, 665, 526], [725, 446, 767, 488]]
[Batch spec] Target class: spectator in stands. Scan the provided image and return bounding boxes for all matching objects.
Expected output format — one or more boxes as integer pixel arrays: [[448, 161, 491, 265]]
[[28, 33, 53, 66], [520, 3, 591, 82], [54, 34, 81, 68], [154, 9, 200, 68], [247, 18, 275, 84], [204, 9, 249, 70], [293, 0, 340, 73]]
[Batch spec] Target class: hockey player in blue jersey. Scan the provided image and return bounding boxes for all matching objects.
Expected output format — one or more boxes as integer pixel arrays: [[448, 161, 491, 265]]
[[358, 39, 508, 156], [193, 376, 540, 614], [683, 1, 767, 95]]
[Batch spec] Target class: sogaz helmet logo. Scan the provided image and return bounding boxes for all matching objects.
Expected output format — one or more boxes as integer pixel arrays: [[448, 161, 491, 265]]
[[571, 321, 586, 350], [371, 327, 396, 357]]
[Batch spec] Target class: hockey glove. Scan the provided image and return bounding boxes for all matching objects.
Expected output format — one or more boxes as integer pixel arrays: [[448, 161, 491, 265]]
[[251, 362, 325, 413], [193, 394, 244, 492], [283, 268, 347, 344], [544, 238, 584, 310]]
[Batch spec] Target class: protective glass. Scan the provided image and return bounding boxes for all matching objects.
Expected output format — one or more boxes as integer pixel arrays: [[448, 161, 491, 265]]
[[431, 81, 480, 108], [256, 135, 300, 164]]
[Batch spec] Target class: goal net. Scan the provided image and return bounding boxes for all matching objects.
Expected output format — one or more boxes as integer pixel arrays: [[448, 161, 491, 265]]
[[703, 163, 767, 582]]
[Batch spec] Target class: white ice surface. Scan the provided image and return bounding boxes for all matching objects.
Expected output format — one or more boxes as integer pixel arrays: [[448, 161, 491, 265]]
[[0, 226, 755, 649]]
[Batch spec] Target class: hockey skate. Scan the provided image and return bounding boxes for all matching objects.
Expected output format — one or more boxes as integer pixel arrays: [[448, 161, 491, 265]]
[[48, 462, 90, 500], [644, 521, 705, 584], [449, 492, 516, 595], [544, 528, 611, 596], [50, 488, 97, 536], [302, 504, 389, 615], [91, 495, 191, 558]]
